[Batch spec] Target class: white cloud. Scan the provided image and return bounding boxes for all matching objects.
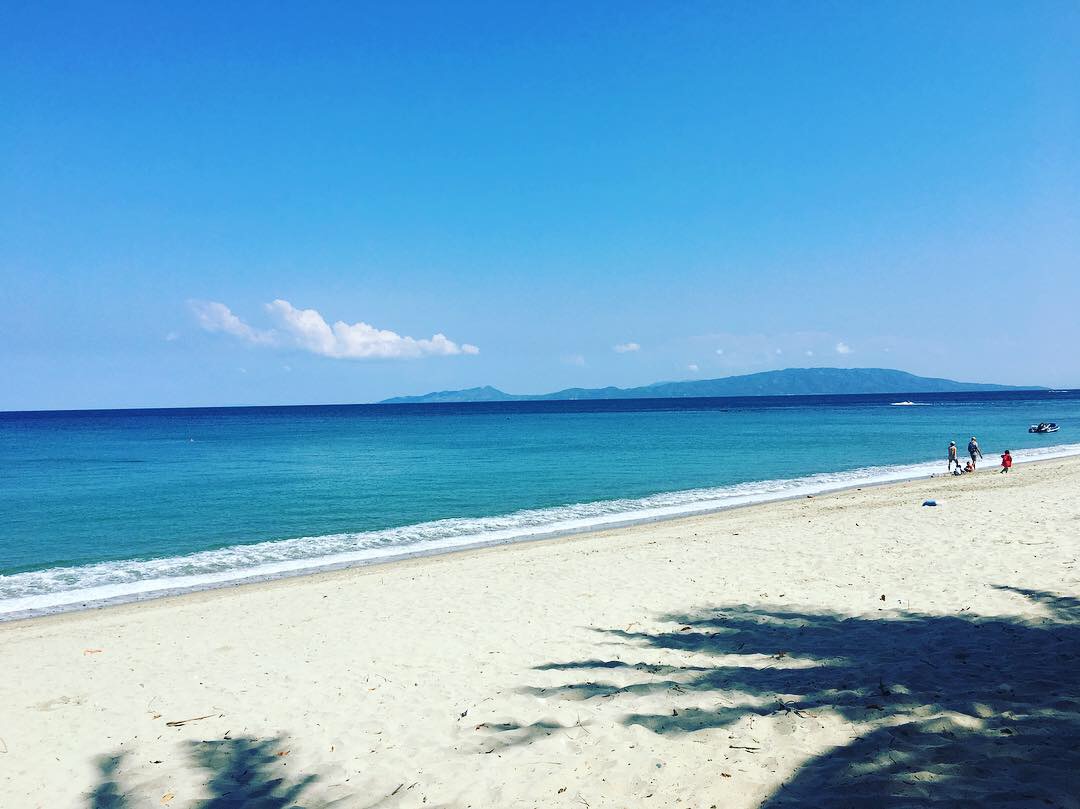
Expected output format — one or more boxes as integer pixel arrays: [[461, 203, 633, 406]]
[[190, 301, 276, 345], [835, 341, 853, 355], [164, 331, 180, 342], [266, 299, 478, 359], [191, 299, 478, 360], [562, 354, 587, 367], [697, 331, 856, 366], [687, 363, 699, 372], [613, 342, 640, 353]]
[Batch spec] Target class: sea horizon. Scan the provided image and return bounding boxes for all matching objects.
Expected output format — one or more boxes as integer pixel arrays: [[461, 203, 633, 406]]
[[2, 384, 1073, 416]]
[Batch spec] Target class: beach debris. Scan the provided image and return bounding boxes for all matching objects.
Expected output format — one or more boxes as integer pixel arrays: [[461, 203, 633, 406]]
[[83, 648, 103, 655], [775, 698, 811, 718], [729, 745, 760, 752], [679, 625, 692, 632], [165, 713, 217, 727], [558, 787, 567, 793], [276, 750, 290, 757], [160, 794, 174, 805], [922, 500, 937, 507], [880, 594, 886, 601]]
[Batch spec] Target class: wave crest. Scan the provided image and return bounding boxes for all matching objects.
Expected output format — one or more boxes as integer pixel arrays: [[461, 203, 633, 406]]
[[3, 442, 1079, 619]]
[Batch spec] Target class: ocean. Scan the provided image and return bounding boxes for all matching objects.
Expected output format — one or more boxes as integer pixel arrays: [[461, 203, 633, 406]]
[[2, 390, 1078, 619]]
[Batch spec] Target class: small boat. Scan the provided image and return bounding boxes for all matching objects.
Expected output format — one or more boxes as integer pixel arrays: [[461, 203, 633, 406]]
[[1028, 422, 1059, 434]]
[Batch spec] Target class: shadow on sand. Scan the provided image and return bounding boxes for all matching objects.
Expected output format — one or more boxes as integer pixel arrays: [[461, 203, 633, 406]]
[[89, 736, 324, 809], [526, 586, 1080, 807]]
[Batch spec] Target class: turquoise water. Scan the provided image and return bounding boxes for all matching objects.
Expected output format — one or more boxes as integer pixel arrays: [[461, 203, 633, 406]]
[[1, 391, 1078, 617]]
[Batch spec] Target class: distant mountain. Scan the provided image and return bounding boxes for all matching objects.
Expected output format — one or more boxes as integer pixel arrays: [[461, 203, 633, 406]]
[[384, 385, 517, 403], [380, 367, 1043, 404]]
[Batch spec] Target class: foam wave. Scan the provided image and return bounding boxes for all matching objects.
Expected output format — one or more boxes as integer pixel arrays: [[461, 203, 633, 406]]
[[3, 441, 1079, 620]]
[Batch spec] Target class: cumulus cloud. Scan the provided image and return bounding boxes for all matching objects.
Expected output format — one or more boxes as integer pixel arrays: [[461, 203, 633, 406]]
[[613, 342, 640, 353], [835, 341, 853, 355], [190, 299, 478, 360], [265, 299, 478, 359], [190, 300, 276, 345], [687, 363, 699, 372]]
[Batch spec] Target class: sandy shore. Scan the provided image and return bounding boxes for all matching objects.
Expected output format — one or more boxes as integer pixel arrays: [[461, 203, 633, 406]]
[[3, 457, 1079, 808]]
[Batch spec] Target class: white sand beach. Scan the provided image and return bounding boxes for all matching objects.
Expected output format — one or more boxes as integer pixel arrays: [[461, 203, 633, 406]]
[[2, 457, 1079, 808]]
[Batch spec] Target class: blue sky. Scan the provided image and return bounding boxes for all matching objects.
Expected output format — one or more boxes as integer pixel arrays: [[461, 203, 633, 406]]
[[2, 2, 1078, 409]]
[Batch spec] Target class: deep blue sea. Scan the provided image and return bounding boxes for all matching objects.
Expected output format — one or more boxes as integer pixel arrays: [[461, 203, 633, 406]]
[[2, 390, 1078, 618]]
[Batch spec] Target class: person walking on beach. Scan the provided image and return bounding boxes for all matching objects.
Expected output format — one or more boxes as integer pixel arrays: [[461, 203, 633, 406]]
[[947, 441, 960, 472], [1000, 450, 1013, 473], [968, 436, 983, 469]]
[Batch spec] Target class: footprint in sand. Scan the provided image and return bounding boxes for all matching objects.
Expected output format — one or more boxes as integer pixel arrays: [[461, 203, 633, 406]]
[[34, 695, 85, 711]]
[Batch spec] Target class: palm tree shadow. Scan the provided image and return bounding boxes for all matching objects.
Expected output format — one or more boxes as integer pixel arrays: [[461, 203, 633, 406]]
[[528, 586, 1080, 806], [190, 737, 320, 808], [88, 736, 325, 809], [88, 753, 130, 809]]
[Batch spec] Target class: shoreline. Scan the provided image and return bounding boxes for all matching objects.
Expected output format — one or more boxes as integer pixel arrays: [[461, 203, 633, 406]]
[[5, 448, 1076, 629], [4, 453, 1078, 807]]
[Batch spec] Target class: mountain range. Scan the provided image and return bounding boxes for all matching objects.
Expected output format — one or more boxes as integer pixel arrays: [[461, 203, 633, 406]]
[[381, 367, 1042, 404]]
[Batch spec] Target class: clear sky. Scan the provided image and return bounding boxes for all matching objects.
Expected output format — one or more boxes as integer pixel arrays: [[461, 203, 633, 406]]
[[3, 2, 1078, 409]]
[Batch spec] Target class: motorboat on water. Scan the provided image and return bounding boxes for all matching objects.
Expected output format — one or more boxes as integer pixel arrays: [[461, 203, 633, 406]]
[[1028, 422, 1059, 434]]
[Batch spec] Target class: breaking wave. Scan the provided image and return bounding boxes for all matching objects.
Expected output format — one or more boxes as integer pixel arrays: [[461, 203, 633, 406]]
[[3, 441, 1079, 620]]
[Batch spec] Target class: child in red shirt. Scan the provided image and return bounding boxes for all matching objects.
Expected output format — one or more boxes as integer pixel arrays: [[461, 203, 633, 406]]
[[1000, 450, 1013, 473]]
